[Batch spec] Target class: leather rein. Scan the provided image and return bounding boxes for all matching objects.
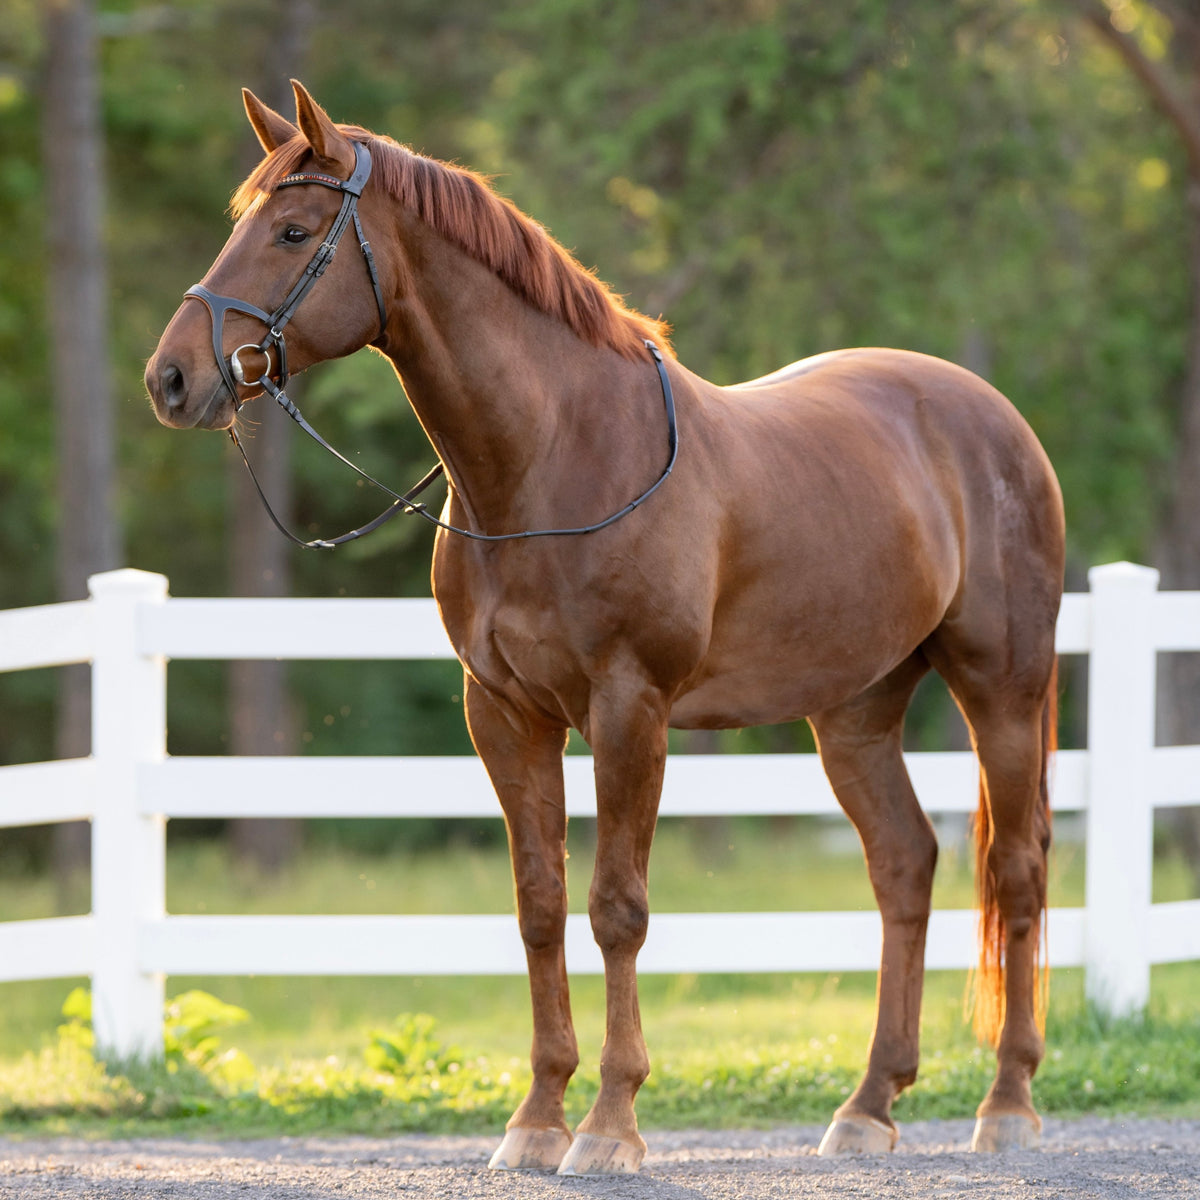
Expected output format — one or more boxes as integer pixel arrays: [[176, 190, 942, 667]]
[[184, 140, 678, 549]]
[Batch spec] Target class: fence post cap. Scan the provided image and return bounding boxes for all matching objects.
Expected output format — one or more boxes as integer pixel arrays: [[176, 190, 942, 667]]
[[87, 569, 169, 601], [1087, 561, 1160, 589]]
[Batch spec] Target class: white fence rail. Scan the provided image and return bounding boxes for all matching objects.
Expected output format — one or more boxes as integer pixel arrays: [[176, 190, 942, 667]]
[[2, 563, 1199, 1057]]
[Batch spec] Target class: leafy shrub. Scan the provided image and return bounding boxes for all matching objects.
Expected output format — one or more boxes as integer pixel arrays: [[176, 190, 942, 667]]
[[163, 989, 255, 1087], [365, 1012, 462, 1075]]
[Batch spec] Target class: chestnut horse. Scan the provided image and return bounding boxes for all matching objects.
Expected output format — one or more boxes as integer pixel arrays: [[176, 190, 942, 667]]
[[146, 82, 1064, 1173]]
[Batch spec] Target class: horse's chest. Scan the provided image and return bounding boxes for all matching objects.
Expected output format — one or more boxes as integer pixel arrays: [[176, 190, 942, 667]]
[[432, 535, 712, 725], [439, 587, 585, 711]]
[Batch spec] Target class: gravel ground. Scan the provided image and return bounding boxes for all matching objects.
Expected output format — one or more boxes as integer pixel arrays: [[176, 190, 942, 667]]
[[1, 1118, 1198, 1198]]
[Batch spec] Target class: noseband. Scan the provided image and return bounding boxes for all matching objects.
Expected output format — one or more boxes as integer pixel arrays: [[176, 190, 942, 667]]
[[184, 139, 678, 549]]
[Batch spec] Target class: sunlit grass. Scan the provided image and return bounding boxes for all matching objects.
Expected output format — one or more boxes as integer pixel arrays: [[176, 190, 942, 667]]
[[2, 965, 1199, 1137], [1, 825, 1198, 1136], [0, 817, 1194, 1065], [0, 816, 1076, 1061]]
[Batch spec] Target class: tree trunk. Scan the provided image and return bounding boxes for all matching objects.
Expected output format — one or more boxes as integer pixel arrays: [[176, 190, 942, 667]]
[[226, 3, 317, 874], [42, 0, 123, 884]]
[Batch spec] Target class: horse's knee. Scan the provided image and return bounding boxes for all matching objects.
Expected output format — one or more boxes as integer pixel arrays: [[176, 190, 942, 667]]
[[588, 883, 649, 953], [515, 876, 568, 951]]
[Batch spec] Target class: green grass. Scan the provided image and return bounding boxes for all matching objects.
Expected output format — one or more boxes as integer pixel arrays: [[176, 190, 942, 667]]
[[1, 820, 1199, 1137]]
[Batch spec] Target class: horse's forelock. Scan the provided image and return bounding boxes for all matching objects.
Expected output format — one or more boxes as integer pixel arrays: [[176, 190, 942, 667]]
[[229, 137, 309, 220]]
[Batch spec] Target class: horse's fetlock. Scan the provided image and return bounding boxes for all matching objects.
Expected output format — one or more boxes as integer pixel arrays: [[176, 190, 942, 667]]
[[601, 1043, 650, 1091], [532, 1041, 579, 1083], [869, 1049, 919, 1094]]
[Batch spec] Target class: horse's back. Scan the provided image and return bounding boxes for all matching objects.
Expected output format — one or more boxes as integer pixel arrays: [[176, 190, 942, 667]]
[[718, 347, 1060, 540], [727, 348, 869, 392], [663, 347, 1063, 727]]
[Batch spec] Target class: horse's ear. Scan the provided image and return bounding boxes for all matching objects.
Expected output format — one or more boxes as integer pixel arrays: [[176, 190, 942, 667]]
[[291, 79, 356, 179], [242, 88, 298, 154]]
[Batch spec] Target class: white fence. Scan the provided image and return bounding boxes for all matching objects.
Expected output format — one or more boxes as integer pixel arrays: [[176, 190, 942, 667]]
[[2, 562, 1199, 1058]]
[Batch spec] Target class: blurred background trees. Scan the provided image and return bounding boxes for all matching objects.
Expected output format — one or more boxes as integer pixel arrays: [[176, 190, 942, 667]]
[[41, 0, 122, 875], [1, 0, 1193, 871]]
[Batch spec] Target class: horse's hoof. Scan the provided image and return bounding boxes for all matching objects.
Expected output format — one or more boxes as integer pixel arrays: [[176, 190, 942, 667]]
[[488, 1126, 573, 1171], [816, 1115, 898, 1156], [971, 1113, 1041, 1153], [556, 1132, 645, 1175]]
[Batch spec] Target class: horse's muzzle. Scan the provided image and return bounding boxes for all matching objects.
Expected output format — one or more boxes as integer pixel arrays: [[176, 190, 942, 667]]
[[145, 357, 237, 430]]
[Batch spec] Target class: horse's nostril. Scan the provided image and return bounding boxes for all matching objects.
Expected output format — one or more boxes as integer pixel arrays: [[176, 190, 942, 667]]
[[162, 363, 186, 410]]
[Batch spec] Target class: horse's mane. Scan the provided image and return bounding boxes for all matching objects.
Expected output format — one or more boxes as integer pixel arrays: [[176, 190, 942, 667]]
[[231, 126, 671, 361]]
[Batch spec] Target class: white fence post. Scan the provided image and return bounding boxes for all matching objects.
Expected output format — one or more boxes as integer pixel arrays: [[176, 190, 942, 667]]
[[1084, 561, 1159, 1016], [89, 569, 168, 1059]]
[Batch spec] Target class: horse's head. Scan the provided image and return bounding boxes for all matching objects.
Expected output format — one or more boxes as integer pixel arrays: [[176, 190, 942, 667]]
[[145, 81, 389, 430]]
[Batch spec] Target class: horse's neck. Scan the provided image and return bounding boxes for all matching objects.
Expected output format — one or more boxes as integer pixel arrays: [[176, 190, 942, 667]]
[[381, 230, 658, 531]]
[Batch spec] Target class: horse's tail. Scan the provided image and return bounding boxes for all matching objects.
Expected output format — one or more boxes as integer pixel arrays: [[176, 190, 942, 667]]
[[970, 658, 1057, 1047]]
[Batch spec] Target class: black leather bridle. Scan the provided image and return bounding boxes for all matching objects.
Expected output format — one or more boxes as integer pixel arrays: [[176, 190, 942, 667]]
[[184, 139, 678, 549], [185, 140, 386, 410]]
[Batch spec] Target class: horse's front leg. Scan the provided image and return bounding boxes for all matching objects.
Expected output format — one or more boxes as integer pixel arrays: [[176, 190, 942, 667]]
[[556, 680, 669, 1176], [465, 678, 577, 1172]]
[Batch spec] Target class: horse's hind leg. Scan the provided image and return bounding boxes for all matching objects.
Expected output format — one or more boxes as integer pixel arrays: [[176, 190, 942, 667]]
[[809, 653, 937, 1155], [465, 679, 578, 1172], [927, 630, 1056, 1153]]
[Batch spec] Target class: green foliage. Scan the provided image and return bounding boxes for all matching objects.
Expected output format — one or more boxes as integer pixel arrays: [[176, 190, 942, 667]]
[[59, 983, 252, 1081], [0, 838, 1195, 1135], [0, 985, 256, 1126], [1032, 1003, 1200, 1116], [163, 989, 254, 1086], [56, 986, 94, 1052], [488, 0, 1186, 572], [3, 4, 1196, 788], [364, 1012, 462, 1075], [3, 976, 1200, 1135]]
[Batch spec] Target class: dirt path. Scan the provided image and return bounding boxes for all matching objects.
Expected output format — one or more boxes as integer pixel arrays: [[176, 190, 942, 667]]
[[2, 1117, 1197, 1197]]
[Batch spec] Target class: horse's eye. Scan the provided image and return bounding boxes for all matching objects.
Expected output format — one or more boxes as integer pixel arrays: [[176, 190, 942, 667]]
[[281, 226, 309, 245]]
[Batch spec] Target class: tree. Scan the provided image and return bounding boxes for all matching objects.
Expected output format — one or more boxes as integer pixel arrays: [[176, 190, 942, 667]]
[[42, 0, 122, 875], [1072, 0, 1200, 742], [3, 0, 1195, 871], [488, 0, 1178, 558], [226, 1, 319, 875], [1070, 0, 1200, 887]]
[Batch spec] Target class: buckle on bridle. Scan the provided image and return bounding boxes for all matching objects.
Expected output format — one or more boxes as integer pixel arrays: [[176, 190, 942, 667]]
[[230, 342, 272, 386]]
